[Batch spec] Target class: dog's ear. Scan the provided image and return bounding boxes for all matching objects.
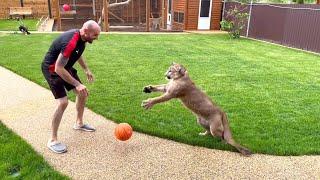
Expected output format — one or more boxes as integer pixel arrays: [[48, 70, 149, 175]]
[[178, 65, 186, 75], [171, 62, 176, 66]]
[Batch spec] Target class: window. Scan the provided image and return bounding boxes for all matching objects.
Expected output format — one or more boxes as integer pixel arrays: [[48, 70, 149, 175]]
[[200, 0, 210, 17], [173, 12, 184, 23], [152, 0, 158, 12]]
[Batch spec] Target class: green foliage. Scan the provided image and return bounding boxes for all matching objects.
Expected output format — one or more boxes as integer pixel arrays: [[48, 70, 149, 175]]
[[220, 6, 249, 39], [0, 122, 69, 179], [293, 0, 305, 3]]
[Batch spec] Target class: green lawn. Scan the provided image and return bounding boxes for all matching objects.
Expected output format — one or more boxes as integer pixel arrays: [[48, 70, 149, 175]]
[[0, 122, 69, 179], [0, 33, 319, 156], [0, 19, 38, 31]]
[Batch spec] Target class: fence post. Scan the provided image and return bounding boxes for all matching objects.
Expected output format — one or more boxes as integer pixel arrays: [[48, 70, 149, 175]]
[[246, 0, 253, 37], [48, 0, 52, 18], [222, 0, 226, 20]]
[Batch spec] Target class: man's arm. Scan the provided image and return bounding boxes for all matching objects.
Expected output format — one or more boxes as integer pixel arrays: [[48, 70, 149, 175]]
[[78, 56, 94, 83], [55, 53, 81, 87], [55, 53, 88, 96], [78, 56, 89, 72]]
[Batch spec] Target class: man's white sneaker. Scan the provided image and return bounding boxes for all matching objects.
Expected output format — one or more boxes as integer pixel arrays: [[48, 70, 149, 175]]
[[73, 124, 96, 132], [47, 140, 67, 154]]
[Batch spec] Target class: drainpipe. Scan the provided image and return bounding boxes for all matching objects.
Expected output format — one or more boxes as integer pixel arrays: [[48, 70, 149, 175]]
[[48, 0, 52, 18]]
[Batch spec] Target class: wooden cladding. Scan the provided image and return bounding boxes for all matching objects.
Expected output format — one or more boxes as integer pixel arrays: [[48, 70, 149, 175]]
[[211, 0, 222, 30], [170, 0, 222, 30], [174, 0, 186, 11], [186, 0, 200, 30]]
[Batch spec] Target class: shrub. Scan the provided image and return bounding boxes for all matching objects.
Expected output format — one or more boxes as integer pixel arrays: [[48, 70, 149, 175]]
[[220, 6, 249, 38]]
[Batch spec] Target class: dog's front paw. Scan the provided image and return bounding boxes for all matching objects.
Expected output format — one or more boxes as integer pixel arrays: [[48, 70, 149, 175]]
[[141, 99, 153, 109], [143, 86, 153, 93]]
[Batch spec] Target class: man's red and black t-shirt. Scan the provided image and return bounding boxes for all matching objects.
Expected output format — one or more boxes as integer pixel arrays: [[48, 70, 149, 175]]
[[42, 29, 86, 73], [41, 29, 86, 99]]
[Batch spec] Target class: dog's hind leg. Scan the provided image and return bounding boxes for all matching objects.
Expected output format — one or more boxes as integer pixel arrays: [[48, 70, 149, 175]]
[[208, 114, 224, 139], [197, 117, 210, 136], [220, 113, 252, 156]]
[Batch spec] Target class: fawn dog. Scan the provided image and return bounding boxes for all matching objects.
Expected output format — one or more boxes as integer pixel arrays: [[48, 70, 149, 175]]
[[141, 63, 251, 156]]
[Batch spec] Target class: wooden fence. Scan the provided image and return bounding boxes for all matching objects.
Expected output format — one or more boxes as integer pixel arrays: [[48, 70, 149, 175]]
[[223, 2, 320, 54], [0, 0, 53, 19]]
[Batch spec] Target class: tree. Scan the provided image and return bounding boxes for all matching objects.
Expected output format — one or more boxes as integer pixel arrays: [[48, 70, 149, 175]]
[[220, 6, 249, 39]]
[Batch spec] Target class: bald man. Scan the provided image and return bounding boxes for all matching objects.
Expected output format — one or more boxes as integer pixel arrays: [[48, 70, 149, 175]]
[[41, 20, 101, 153]]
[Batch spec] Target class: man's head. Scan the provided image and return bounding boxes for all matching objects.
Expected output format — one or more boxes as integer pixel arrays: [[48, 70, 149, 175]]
[[80, 20, 101, 44]]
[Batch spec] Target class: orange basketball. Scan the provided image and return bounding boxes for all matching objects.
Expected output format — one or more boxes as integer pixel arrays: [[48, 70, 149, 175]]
[[114, 123, 133, 141]]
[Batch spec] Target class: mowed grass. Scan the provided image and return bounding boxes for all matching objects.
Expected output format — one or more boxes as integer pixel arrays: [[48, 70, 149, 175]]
[[0, 122, 69, 179], [0, 19, 38, 31], [0, 33, 319, 156]]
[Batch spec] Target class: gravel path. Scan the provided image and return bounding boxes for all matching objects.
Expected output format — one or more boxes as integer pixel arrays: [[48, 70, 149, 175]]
[[0, 66, 319, 179]]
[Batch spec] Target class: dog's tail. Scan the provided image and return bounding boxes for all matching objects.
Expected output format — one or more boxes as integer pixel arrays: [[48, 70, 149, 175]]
[[221, 112, 252, 156]]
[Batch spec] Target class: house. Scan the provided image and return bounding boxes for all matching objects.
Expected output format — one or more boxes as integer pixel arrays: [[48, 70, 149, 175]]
[[0, 0, 223, 32], [55, 0, 223, 31], [163, 0, 223, 31]]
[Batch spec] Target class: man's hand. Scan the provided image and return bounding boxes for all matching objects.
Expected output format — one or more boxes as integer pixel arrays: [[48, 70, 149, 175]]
[[76, 84, 89, 97], [85, 69, 94, 83]]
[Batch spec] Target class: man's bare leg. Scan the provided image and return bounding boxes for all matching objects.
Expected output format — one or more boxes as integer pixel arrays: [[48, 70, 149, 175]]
[[72, 90, 95, 132], [74, 90, 87, 126], [50, 96, 68, 142]]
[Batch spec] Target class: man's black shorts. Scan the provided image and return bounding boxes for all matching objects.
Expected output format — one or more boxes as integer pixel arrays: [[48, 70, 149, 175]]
[[42, 67, 81, 99]]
